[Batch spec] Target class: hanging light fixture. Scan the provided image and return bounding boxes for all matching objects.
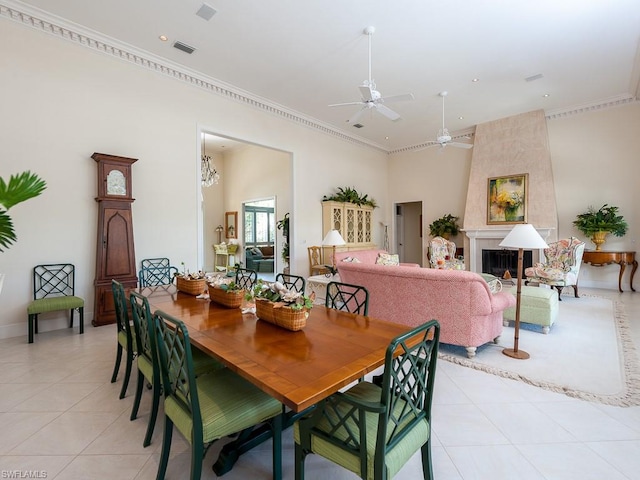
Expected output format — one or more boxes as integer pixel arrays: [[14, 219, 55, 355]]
[[201, 134, 220, 187]]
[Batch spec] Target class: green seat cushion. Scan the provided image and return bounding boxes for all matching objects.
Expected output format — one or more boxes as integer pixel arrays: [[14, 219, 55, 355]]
[[117, 328, 136, 351], [294, 381, 429, 480], [164, 368, 281, 444], [27, 296, 84, 315]]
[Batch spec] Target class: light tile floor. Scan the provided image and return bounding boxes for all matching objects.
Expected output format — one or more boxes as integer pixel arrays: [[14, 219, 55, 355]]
[[1, 287, 639, 479]]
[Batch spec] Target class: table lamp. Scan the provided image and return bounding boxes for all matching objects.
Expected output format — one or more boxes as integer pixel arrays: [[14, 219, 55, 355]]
[[499, 224, 548, 359], [322, 229, 346, 270]]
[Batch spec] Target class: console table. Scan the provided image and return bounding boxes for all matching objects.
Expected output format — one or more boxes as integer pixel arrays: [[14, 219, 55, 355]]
[[582, 250, 637, 293]]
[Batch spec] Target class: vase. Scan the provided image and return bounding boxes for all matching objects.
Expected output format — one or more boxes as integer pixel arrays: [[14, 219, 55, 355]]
[[504, 207, 519, 222], [591, 231, 608, 251]]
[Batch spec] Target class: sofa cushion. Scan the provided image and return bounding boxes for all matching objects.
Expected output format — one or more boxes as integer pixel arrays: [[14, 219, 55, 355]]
[[375, 253, 400, 266]]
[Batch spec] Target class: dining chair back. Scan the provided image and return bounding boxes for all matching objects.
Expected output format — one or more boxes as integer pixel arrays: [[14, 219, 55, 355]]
[[153, 309, 283, 480], [110, 279, 136, 399], [275, 273, 306, 294], [325, 281, 369, 316], [129, 291, 162, 447], [27, 263, 84, 343], [235, 267, 257, 290], [295, 319, 440, 480], [139, 257, 178, 287]]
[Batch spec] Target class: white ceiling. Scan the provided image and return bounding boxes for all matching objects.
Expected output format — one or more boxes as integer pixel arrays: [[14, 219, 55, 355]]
[[14, 0, 640, 151]]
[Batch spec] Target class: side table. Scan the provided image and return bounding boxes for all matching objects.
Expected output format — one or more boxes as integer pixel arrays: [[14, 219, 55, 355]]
[[582, 250, 637, 293], [306, 274, 340, 305]]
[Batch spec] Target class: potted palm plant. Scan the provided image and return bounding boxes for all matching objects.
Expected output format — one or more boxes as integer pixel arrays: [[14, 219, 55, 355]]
[[428, 214, 460, 239], [0, 171, 47, 294], [573, 204, 628, 251]]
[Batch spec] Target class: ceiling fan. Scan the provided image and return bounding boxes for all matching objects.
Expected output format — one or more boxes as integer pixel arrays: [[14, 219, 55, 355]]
[[329, 26, 414, 125], [424, 91, 473, 150]]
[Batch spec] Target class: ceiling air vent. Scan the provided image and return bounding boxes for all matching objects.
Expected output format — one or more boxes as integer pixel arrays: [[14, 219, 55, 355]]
[[352, 123, 364, 129], [173, 41, 196, 54], [196, 3, 217, 21]]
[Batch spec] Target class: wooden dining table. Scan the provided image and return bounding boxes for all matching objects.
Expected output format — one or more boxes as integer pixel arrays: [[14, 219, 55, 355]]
[[138, 284, 412, 475]]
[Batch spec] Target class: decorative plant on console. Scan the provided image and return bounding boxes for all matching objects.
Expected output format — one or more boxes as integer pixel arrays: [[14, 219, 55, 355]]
[[573, 204, 628, 251], [428, 214, 460, 239], [322, 186, 377, 208]]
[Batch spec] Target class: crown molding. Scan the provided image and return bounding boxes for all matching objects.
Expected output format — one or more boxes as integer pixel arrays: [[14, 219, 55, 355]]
[[0, 0, 388, 153], [545, 94, 638, 120], [2, 1, 638, 156]]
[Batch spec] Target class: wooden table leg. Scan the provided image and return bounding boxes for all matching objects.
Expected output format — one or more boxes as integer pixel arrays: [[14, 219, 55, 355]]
[[618, 262, 626, 293], [631, 260, 638, 292]]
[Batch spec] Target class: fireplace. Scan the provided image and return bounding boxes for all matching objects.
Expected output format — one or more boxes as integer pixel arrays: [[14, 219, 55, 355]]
[[482, 249, 532, 278]]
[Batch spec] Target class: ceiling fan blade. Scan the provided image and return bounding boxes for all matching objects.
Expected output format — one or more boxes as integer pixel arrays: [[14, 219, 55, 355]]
[[348, 107, 367, 125], [359, 85, 374, 102], [375, 104, 401, 121], [449, 142, 474, 149], [379, 93, 415, 103], [328, 101, 365, 107]]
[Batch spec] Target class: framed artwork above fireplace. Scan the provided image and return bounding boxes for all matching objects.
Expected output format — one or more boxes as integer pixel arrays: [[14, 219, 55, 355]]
[[487, 173, 528, 224]]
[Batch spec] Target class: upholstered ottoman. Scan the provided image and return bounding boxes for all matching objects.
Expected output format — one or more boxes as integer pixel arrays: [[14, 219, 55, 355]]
[[503, 285, 559, 334]]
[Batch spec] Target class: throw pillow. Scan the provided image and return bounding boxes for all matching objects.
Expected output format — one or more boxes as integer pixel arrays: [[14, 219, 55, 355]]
[[341, 256, 362, 263], [250, 247, 262, 256], [375, 253, 400, 266], [480, 273, 503, 294]]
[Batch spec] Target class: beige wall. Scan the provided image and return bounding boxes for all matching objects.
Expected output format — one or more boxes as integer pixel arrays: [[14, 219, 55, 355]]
[[1, 17, 638, 339], [0, 20, 388, 338]]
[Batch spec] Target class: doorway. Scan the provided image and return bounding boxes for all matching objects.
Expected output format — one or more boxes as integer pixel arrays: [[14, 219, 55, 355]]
[[394, 201, 423, 265], [243, 198, 276, 280]]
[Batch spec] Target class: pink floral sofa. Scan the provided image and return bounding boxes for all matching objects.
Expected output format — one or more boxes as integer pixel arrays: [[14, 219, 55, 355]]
[[335, 250, 516, 358]]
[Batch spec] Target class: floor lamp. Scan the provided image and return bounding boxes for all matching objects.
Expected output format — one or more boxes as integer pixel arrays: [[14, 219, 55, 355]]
[[322, 229, 346, 274], [499, 224, 548, 360]]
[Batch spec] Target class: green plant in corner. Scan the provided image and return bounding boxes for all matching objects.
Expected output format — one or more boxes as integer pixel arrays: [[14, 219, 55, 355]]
[[277, 213, 290, 262], [428, 214, 460, 238], [0, 171, 47, 252]]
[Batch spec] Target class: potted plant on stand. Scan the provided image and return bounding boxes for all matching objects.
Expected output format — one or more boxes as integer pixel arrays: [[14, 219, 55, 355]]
[[428, 214, 460, 239], [573, 204, 628, 251], [0, 171, 47, 294], [277, 213, 290, 273]]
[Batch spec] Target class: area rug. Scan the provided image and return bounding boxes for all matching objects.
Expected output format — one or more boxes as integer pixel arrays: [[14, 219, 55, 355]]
[[438, 294, 640, 406]]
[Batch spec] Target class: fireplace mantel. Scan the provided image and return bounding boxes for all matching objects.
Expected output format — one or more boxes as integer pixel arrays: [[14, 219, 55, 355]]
[[463, 228, 554, 273]]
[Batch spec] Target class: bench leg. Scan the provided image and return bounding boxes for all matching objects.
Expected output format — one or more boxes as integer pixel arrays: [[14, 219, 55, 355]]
[[28, 314, 36, 343], [79, 307, 84, 334]]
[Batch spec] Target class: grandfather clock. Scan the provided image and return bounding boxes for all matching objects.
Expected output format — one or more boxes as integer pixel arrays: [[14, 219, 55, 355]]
[[92, 152, 138, 326]]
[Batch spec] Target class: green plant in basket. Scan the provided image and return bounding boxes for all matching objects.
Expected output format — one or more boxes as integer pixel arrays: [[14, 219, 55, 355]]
[[250, 279, 313, 310]]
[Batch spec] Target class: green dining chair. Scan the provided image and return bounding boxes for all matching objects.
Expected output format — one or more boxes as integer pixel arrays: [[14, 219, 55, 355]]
[[275, 273, 306, 294], [138, 257, 178, 287], [294, 319, 440, 480], [235, 267, 257, 290], [325, 281, 369, 316], [27, 263, 84, 343], [153, 309, 283, 480], [129, 292, 223, 448], [110, 279, 136, 399]]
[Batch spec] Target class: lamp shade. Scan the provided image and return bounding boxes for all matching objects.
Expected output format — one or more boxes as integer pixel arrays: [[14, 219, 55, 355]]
[[499, 224, 548, 250], [322, 229, 346, 246]]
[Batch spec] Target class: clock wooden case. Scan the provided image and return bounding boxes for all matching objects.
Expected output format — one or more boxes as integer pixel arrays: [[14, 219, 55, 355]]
[[92, 152, 138, 326]]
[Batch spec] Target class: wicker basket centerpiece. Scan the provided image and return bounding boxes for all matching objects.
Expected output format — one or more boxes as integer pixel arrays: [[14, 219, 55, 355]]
[[207, 278, 244, 308], [251, 279, 313, 331], [175, 271, 207, 296]]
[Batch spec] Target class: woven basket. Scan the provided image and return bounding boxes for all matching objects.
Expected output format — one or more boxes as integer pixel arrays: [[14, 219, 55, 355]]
[[208, 285, 245, 308], [175, 276, 207, 295], [255, 298, 309, 331]]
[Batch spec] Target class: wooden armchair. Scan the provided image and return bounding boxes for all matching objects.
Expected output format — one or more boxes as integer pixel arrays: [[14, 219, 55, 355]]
[[308, 246, 329, 276]]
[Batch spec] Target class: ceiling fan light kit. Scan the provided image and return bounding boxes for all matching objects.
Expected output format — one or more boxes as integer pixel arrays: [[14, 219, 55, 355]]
[[329, 26, 414, 125]]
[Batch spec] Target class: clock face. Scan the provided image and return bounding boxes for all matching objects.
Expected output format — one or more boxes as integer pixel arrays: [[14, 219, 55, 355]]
[[106, 169, 126, 196]]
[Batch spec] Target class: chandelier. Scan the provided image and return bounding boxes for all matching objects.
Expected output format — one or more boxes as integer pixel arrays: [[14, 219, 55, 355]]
[[201, 154, 220, 187]]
